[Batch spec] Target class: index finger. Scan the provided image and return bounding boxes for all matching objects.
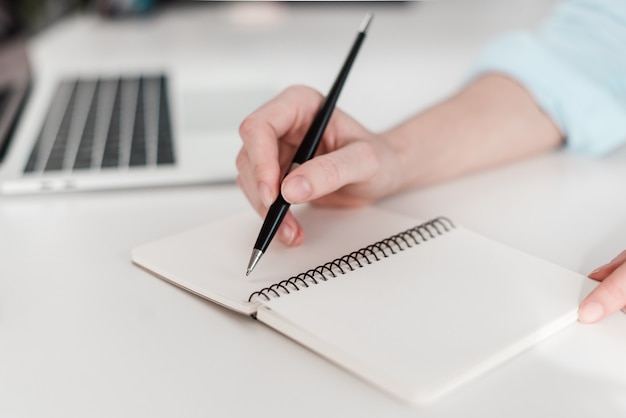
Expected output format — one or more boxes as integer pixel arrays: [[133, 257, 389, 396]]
[[238, 86, 324, 193]]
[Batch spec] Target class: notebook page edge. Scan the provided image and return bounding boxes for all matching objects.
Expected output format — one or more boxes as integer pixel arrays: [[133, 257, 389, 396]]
[[131, 252, 259, 316]]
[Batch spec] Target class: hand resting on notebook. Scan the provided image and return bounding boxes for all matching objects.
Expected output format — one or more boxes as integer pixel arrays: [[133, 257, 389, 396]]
[[236, 0, 626, 325]]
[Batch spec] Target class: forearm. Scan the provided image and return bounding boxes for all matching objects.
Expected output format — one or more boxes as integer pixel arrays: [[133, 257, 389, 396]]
[[384, 73, 563, 192]]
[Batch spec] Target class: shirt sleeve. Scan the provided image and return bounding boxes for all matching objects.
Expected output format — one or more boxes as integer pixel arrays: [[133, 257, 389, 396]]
[[469, 0, 626, 156]]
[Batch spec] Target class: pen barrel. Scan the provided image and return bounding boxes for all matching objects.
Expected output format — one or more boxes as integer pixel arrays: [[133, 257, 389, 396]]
[[291, 30, 366, 164], [254, 194, 291, 252], [248, 19, 370, 271]]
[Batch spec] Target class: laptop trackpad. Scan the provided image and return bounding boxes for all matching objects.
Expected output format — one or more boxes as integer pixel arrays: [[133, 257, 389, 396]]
[[180, 87, 277, 133], [177, 87, 278, 175]]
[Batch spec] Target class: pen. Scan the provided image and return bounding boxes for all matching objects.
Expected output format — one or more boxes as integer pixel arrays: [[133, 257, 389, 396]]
[[246, 13, 373, 276]]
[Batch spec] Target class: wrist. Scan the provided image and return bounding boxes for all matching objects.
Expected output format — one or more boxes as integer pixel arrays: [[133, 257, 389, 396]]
[[381, 73, 563, 191]]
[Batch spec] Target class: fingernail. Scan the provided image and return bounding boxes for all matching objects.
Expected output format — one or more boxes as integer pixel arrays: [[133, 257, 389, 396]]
[[259, 182, 274, 208], [579, 301, 604, 323], [589, 264, 608, 276], [279, 223, 295, 246], [282, 175, 312, 203]]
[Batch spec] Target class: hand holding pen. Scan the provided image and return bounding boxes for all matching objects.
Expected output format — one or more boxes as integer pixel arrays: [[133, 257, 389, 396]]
[[239, 13, 384, 274]]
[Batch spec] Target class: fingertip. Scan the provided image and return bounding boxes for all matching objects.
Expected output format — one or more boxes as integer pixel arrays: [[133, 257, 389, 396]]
[[282, 175, 312, 204], [278, 223, 295, 246], [291, 224, 306, 247], [278, 221, 304, 247], [582, 263, 626, 323], [259, 182, 275, 209], [578, 300, 605, 324], [277, 213, 305, 247]]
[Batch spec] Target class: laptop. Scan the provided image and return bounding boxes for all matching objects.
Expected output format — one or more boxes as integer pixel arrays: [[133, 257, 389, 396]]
[[0, 23, 277, 194]]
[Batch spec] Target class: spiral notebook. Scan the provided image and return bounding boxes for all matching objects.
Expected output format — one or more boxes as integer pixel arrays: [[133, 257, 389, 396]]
[[131, 206, 585, 405]]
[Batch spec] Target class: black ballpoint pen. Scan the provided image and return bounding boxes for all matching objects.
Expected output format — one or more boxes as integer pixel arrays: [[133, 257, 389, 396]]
[[246, 13, 373, 276]]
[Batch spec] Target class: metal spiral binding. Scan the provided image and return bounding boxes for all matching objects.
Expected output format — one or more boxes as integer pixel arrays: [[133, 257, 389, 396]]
[[247, 216, 455, 303]]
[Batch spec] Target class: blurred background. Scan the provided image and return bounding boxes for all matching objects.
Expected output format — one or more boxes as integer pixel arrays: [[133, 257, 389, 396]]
[[2, 0, 157, 36], [1, 0, 558, 148], [1, 1, 411, 36]]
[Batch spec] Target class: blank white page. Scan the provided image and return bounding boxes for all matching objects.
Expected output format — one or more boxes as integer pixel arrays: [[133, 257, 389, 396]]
[[132, 206, 422, 314], [256, 226, 584, 404]]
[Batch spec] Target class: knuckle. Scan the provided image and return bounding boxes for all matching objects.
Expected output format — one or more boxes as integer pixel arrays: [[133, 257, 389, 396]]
[[253, 164, 275, 183], [285, 85, 323, 102], [236, 148, 276, 185], [238, 115, 258, 140], [235, 150, 247, 171], [318, 156, 343, 188], [286, 84, 310, 95], [284, 84, 305, 95]]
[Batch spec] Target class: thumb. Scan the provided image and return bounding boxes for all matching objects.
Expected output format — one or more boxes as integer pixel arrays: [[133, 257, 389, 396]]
[[281, 141, 380, 204], [579, 261, 626, 323]]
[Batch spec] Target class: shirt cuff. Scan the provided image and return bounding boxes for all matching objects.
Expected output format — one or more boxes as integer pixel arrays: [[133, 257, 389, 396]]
[[469, 32, 626, 156]]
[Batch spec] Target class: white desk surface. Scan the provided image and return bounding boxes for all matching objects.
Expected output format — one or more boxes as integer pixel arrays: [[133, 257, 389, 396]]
[[3, 1, 626, 417]]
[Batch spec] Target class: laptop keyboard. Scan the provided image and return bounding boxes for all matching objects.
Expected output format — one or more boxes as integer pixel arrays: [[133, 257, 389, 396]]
[[0, 87, 10, 117], [0, 86, 12, 160], [24, 74, 175, 174]]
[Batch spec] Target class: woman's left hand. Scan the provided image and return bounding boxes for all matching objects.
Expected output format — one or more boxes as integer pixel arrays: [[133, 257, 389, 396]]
[[579, 250, 626, 323]]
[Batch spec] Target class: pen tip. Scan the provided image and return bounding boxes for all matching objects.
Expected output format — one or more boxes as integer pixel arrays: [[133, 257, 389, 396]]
[[246, 249, 263, 277]]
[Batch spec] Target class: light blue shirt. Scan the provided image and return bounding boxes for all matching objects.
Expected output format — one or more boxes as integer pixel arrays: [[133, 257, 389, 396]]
[[471, 0, 626, 156]]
